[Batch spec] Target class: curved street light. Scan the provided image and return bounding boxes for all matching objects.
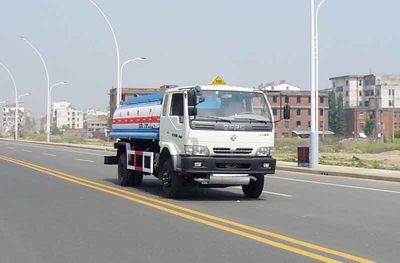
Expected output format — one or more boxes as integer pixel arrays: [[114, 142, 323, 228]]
[[120, 57, 146, 99], [87, 0, 121, 108], [0, 62, 19, 140], [310, 0, 327, 168], [20, 36, 52, 143]]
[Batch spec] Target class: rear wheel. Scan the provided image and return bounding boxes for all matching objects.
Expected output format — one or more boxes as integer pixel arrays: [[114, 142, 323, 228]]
[[118, 153, 143, 187], [242, 174, 264, 198], [160, 159, 183, 199]]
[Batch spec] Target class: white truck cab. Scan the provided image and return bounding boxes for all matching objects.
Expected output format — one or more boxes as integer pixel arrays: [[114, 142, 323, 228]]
[[105, 78, 290, 199]]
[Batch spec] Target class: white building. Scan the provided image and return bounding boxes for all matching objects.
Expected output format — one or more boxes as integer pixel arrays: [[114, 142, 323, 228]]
[[257, 80, 301, 92], [1, 102, 25, 137], [52, 101, 84, 130], [330, 74, 400, 109]]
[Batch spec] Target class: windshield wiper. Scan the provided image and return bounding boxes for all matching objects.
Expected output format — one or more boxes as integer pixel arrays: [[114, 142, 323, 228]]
[[232, 116, 271, 124], [195, 116, 232, 123]]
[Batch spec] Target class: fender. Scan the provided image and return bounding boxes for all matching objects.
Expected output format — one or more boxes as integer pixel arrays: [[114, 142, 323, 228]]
[[159, 141, 182, 171]]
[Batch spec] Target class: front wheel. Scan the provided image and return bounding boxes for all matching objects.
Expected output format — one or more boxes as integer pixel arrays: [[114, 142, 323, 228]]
[[242, 175, 264, 198], [159, 159, 183, 199]]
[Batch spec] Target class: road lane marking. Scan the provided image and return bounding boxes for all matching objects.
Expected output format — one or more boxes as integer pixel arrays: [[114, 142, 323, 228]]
[[233, 187, 293, 197], [0, 155, 375, 263], [7, 147, 14, 150], [43, 153, 56, 157], [75, 158, 95, 163], [270, 176, 400, 194], [22, 150, 33, 153]]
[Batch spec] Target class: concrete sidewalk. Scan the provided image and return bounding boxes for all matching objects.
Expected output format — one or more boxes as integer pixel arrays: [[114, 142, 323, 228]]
[[1, 138, 400, 182]]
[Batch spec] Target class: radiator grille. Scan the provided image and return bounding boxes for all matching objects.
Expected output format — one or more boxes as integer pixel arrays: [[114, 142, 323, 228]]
[[213, 148, 253, 155]]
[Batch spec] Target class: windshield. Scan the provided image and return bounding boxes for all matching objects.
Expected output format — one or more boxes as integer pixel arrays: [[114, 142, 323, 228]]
[[194, 90, 272, 122]]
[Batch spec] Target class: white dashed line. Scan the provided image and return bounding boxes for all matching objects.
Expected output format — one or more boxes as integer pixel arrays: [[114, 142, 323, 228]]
[[43, 153, 56, 157], [233, 186, 292, 197], [270, 176, 400, 195], [75, 158, 95, 163], [7, 147, 14, 150], [23, 149, 33, 153]]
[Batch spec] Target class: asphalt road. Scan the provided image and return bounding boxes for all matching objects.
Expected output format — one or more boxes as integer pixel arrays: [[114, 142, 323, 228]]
[[1, 141, 399, 263]]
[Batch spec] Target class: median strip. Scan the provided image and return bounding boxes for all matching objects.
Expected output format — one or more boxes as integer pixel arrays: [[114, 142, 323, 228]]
[[0, 155, 375, 263]]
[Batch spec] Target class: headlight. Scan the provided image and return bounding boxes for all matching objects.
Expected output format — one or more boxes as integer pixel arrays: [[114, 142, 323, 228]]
[[185, 145, 210, 156], [256, 147, 274, 157]]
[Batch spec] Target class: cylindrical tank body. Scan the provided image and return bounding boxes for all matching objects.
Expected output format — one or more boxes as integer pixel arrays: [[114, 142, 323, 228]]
[[110, 93, 164, 140]]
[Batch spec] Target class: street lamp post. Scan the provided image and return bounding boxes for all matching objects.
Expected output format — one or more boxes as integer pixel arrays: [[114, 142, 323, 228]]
[[0, 62, 19, 140], [310, 0, 327, 168], [87, 0, 121, 108], [20, 36, 52, 143], [120, 57, 146, 99]]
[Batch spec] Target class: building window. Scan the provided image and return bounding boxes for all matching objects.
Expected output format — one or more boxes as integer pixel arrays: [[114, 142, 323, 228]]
[[77, 124, 79, 128], [359, 80, 362, 86], [320, 121, 323, 129], [308, 109, 311, 115], [377, 89, 380, 96], [365, 101, 369, 107], [346, 80, 349, 86], [393, 90, 395, 96], [285, 96, 289, 103], [360, 112, 364, 117], [296, 121, 301, 127], [272, 109, 277, 116], [308, 96, 311, 103], [361, 123, 365, 129], [284, 120, 289, 129], [320, 109, 323, 116], [365, 80, 369, 86], [389, 100, 393, 107], [308, 121, 311, 128], [336, 87, 343, 92], [297, 109, 301, 116], [359, 91, 362, 96], [346, 91, 349, 97], [296, 96, 301, 103], [273, 96, 278, 103], [320, 96, 324, 104], [371, 90, 374, 96]]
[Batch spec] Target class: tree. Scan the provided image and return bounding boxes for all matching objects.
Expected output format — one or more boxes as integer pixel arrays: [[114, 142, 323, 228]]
[[364, 119, 376, 137], [328, 91, 337, 132], [336, 94, 346, 136]]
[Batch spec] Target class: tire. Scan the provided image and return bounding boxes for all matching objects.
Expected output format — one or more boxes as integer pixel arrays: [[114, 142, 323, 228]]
[[117, 153, 143, 187], [159, 159, 183, 199], [242, 174, 264, 198]]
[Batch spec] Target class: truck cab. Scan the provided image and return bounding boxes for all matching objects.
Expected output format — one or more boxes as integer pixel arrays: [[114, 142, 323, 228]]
[[105, 80, 286, 199]]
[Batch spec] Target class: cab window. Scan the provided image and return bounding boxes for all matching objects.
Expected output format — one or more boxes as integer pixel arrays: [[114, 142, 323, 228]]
[[170, 93, 184, 116]]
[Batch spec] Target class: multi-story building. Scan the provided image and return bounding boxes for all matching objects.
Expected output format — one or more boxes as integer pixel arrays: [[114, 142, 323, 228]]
[[52, 101, 84, 130], [1, 102, 26, 137], [330, 74, 400, 140], [330, 74, 400, 109], [258, 80, 301, 92], [265, 90, 329, 137]]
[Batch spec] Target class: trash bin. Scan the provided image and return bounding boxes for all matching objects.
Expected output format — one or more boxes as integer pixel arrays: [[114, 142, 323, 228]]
[[297, 147, 310, 167]]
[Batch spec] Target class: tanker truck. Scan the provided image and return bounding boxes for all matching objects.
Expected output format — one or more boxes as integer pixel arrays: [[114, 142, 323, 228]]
[[104, 79, 290, 198]]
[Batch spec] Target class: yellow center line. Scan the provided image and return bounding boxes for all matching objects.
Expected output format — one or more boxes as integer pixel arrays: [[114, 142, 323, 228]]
[[0, 155, 375, 263]]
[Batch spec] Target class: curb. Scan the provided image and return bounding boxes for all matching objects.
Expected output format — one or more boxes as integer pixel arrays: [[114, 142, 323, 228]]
[[0, 138, 116, 152], [276, 165, 400, 183]]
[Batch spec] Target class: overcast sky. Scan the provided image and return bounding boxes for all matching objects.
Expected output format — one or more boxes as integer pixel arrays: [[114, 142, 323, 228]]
[[1, 0, 400, 117]]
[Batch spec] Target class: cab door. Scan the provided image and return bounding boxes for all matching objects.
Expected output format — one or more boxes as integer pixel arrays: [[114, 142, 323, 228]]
[[159, 92, 186, 155]]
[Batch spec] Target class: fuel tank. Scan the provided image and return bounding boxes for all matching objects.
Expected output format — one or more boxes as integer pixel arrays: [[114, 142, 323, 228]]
[[110, 93, 164, 140]]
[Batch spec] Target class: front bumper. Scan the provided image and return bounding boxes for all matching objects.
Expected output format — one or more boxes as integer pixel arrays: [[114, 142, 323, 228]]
[[180, 156, 276, 175]]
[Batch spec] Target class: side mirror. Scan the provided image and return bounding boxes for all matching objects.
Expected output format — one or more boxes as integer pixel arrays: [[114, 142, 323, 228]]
[[283, 104, 291, 119], [188, 107, 197, 116], [187, 89, 197, 106]]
